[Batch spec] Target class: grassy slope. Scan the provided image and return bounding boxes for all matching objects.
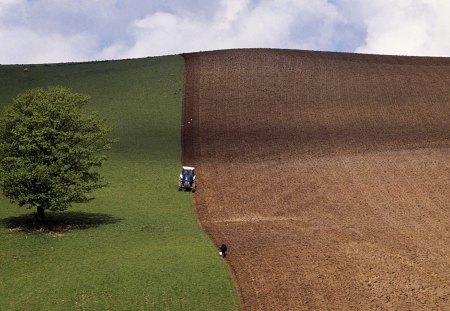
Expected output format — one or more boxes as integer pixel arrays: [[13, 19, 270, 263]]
[[0, 57, 239, 310]]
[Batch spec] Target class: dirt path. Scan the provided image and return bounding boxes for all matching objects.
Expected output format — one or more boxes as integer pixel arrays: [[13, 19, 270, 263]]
[[182, 49, 450, 310]]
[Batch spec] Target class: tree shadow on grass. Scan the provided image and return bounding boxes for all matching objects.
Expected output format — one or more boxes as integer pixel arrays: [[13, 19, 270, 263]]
[[0, 211, 122, 234]]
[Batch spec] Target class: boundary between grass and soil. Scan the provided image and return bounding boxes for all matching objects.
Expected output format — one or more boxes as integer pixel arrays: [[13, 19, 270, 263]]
[[181, 54, 242, 310]]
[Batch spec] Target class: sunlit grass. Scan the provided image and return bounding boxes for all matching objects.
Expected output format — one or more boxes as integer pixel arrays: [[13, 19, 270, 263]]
[[0, 56, 239, 310]]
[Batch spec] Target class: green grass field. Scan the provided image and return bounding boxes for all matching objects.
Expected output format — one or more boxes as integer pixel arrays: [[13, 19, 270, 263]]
[[0, 57, 239, 310]]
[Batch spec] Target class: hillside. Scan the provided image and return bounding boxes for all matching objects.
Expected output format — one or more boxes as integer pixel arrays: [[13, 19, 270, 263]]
[[0, 57, 239, 310], [182, 49, 450, 310]]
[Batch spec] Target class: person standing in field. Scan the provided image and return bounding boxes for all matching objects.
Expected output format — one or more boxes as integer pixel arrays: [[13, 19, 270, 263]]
[[219, 244, 228, 257]]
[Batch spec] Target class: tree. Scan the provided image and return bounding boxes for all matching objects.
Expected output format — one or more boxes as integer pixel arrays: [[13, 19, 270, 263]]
[[0, 87, 114, 222]]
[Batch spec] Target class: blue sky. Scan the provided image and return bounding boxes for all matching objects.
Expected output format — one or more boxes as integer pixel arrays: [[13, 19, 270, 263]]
[[1, 0, 449, 64]]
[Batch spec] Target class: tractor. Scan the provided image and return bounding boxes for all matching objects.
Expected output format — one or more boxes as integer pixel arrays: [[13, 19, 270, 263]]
[[178, 166, 196, 192]]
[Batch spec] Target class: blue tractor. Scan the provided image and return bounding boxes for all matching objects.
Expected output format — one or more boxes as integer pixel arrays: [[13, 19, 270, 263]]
[[178, 166, 196, 192]]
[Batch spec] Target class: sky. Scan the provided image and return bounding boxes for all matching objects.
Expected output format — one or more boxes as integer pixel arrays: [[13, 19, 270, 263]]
[[1, 0, 450, 64]]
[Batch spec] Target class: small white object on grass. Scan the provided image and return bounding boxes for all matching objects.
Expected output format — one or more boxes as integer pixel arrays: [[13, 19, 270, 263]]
[[219, 251, 223, 256]]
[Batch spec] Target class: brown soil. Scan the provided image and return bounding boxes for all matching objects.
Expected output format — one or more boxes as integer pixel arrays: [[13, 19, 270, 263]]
[[181, 49, 450, 310]]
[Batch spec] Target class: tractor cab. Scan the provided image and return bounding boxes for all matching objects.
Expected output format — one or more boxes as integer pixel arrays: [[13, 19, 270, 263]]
[[178, 166, 196, 192]]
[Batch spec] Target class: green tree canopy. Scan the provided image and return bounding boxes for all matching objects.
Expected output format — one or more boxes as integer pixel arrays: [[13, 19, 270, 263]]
[[0, 87, 114, 221]]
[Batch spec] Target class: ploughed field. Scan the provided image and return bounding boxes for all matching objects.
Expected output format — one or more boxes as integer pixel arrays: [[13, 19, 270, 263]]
[[182, 49, 450, 310]]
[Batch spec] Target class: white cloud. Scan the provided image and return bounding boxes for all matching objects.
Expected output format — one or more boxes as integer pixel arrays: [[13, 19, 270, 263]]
[[0, 0, 21, 18], [214, 0, 250, 30], [352, 0, 450, 56], [109, 0, 344, 59], [0, 0, 98, 64], [1, 0, 450, 64], [0, 27, 96, 64]]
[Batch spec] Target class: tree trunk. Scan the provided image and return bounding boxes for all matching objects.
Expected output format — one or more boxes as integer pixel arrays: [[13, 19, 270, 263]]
[[36, 206, 45, 223]]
